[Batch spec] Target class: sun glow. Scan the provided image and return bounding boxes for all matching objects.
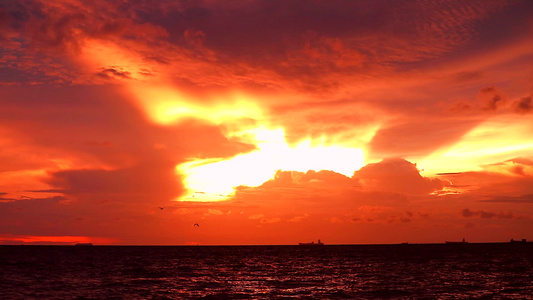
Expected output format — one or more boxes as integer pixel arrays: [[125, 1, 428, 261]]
[[127, 85, 264, 126], [177, 128, 365, 201], [77, 41, 369, 203]]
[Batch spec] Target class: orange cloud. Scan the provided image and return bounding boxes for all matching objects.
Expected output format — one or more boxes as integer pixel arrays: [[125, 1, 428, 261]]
[[353, 158, 443, 194]]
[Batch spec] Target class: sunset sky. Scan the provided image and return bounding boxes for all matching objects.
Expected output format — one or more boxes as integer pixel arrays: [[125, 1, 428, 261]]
[[1, 0, 532, 245]]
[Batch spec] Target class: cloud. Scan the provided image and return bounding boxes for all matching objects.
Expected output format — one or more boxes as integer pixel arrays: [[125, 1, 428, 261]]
[[259, 169, 354, 189], [1, 0, 515, 93], [0, 82, 260, 244], [506, 157, 533, 167], [260, 217, 281, 224], [205, 209, 224, 216], [461, 208, 514, 219], [477, 86, 507, 111], [17, 1, 168, 52], [352, 158, 443, 195], [514, 96, 532, 114], [45, 161, 183, 204], [183, 29, 206, 48], [446, 89, 531, 117], [483, 158, 533, 176], [436, 158, 533, 195], [368, 120, 479, 159], [0, 195, 74, 236], [226, 159, 457, 231], [0, 83, 255, 164], [96, 68, 132, 80]]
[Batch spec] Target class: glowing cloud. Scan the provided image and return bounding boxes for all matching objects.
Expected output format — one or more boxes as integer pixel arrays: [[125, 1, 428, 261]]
[[128, 84, 264, 127], [177, 127, 365, 200], [420, 115, 533, 174]]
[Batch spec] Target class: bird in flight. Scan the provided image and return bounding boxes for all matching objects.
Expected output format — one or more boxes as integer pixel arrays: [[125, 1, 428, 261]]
[[194, 223, 200, 227], [158, 207, 164, 210]]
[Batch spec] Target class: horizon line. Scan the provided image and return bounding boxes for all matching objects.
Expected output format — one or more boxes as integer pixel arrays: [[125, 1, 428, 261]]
[[2, 241, 530, 246]]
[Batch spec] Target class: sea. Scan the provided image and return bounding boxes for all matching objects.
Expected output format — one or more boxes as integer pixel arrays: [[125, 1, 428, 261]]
[[1, 243, 532, 299]]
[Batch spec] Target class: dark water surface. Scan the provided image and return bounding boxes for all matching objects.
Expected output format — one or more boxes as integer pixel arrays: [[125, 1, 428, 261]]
[[1, 243, 532, 299]]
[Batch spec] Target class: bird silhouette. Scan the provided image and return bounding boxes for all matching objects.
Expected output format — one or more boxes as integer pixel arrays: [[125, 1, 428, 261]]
[[158, 207, 164, 210], [194, 223, 199, 227]]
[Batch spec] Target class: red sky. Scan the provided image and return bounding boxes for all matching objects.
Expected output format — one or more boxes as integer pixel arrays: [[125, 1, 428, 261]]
[[1, 0, 532, 245]]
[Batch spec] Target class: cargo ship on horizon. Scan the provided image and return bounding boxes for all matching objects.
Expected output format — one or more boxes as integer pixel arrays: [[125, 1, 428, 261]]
[[445, 238, 467, 244], [299, 239, 324, 246]]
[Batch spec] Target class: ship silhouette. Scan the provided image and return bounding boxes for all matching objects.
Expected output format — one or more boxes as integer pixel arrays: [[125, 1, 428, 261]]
[[299, 239, 324, 246], [445, 238, 467, 244]]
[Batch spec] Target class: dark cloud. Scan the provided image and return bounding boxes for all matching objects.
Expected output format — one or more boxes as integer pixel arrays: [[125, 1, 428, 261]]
[[186, 0, 506, 64], [96, 68, 132, 80], [45, 160, 183, 204], [0, 66, 52, 85], [461, 208, 514, 219], [27, 189, 68, 193], [0, 85, 255, 165], [446, 91, 532, 116], [2, 0, 531, 91], [462, 208, 475, 217], [13, 0, 512, 93], [447, 101, 474, 114], [478, 86, 507, 111], [6, 0, 167, 52], [368, 120, 479, 159], [0, 0, 170, 85], [0, 197, 18, 202], [505, 157, 533, 166], [514, 96, 532, 114], [0, 193, 38, 202], [436, 172, 463, 176], [0, 195, 69, 235], [259, 169, 354, 189], [352, 158, 443, 194]]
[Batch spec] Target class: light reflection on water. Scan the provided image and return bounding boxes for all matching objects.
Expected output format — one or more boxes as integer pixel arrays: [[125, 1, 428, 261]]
[[1, 244, 532, 299]]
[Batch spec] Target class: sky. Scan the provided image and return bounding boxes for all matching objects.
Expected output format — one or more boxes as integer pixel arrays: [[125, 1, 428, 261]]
[[1, 0, 532, 245]]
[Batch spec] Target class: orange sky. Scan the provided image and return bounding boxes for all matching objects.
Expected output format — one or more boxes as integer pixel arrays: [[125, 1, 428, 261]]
[[1, 0, 532, 245]]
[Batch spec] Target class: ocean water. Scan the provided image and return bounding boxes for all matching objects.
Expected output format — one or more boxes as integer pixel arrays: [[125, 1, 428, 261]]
[[1, 243, 532, 299]]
